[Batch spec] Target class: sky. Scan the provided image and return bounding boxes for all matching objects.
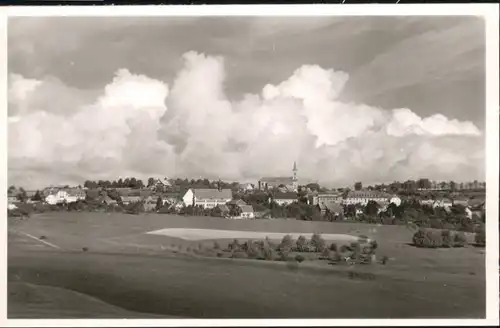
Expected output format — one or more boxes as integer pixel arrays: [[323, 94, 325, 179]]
[[7, 16, 486, 189]]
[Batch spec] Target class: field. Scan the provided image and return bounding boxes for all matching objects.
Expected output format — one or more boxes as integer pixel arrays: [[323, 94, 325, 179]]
[[8, 212, 486, 318]]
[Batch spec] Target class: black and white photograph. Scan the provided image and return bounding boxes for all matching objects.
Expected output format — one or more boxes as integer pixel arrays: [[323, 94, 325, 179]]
[[3, 4, 499, 324]]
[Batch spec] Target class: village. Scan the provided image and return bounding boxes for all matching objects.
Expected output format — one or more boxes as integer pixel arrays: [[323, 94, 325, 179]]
[[7, 162, 486, 231]]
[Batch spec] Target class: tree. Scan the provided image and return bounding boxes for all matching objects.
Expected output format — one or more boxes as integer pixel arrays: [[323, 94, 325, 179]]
[[364, 200, 380, 217], [147, 177, 155, 188], [296, 235, 308, 252], [354, 182, 362, 191], [417, 178, 431, 190], [310, 233, 326, 252], [156, 196, 163, 211], [32, 190, 42, 201]]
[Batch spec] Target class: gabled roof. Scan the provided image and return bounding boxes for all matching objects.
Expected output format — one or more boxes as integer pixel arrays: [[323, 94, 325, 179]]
[[217, 204, 230, 213], [318, 202, 343, 213], [238, 204, 254, 213], [468, 198, 485, 208], [227, 199, 247, 206], [193, 188, 232, 200]]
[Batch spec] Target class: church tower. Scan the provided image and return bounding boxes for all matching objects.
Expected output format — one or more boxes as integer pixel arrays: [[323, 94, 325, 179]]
[[292, 161, 298, 191]]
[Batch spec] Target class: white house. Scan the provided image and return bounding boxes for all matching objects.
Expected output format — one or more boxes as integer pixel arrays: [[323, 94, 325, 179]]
[[342, 190, 390, 206], [272, 192, 298, 206], [237, 204, 255, 219], [389, 195, 402, 207], [45, 189, 69, 205], [312, 193, 343, 206], [65, 189, 86, 203], [182, 188, 233, 209]]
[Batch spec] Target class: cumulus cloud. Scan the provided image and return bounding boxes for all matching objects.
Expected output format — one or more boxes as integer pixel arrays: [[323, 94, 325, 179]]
[[8, 51, 484, 189]]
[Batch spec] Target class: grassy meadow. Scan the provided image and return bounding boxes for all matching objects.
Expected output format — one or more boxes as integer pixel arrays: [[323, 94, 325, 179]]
[[7, 211, 486, 318]]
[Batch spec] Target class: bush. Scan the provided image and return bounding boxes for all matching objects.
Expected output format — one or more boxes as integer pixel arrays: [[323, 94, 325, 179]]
[[295, 235, 308, 252], [475, 228, 486, 246], [310, 233, 326, 253], [278, 235, 294, 252], [412, 229, 443, 248], [295, 254, 305, 263], [228, 239, 241, 252], [349, 242, 361, 260], [454, 231, 467, 247], [278, 250, 290, 262], [329, 243, 338, 252], [231, 251, 248, 259], [441, 230, 453, 248]]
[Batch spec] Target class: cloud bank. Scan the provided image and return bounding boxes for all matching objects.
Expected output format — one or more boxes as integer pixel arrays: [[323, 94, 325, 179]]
[[8, 51, 485, 189]]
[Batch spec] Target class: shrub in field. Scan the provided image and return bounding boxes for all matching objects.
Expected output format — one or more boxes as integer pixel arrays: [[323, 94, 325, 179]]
[[278, 250, 290, 262], [475, 228, 486, 247], [454, 232, 467, 247], [228, 239, 242, 252], [295, 235, 308, 252], [245, 241, 263, 259], [441, 230, 453, 248], [310, 233, 327, 253], [278, 234, 294, 252], [369, 240, 378, 252], [295, 254, 305, 263], [349, 242, 361, 260], [231, 251, 248, 259], [380, 255, 389, 265], [329, 243, 338, 252], [413, 229, 443, 248], [321, 248, 332, 260], [339, 244, 352, 257]]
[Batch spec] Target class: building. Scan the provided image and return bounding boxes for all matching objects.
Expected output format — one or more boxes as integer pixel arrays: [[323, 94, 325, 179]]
[[258, 162, 299, 192], [389, 195, 402, 207], [159, 192, 180, 206], [65, 188, 86, 203], [342, 190, 390, 206], [272, 192, 298, 206], [452, 195, 469, 207], [149, 177, 172, 191], [318, 202, 343, 216], [182, 188, 233, 209], [227, 199, 248, 206], [312, 192, 343, 206], [238, 205, 255, 219], [238, 183, 255, 192], [433, 197, 453, 208], [45, 189, 69, 205]]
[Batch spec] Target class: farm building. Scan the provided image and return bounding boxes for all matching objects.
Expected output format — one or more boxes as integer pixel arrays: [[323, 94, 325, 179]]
[[238, 205, 255, 219], [318, 202, 343, 216], [182, 188, 233, 209]]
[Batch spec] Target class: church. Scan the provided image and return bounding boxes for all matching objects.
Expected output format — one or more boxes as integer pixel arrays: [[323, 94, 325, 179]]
[[258, 162, 298, 192]]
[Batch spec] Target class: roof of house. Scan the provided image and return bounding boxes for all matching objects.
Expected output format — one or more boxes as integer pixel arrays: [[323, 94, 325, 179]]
[[160, 192, 180, 199], [67, 188, 86, 196], [345, 190, 390, 199], [191, 188, 232, 200], [239, 204, 254, 213], [273, 192, 297, 200], [468, 198, 485, 208], [217, 204, 230, 212], [259, 177, 294, 184], [227, 199, 248, 206], [318, 202, 343, 213]]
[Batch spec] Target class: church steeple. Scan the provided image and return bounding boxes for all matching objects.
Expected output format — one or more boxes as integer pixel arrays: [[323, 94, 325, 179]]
[[292, 161, 297, 181], [292, 161, 298, 192]]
